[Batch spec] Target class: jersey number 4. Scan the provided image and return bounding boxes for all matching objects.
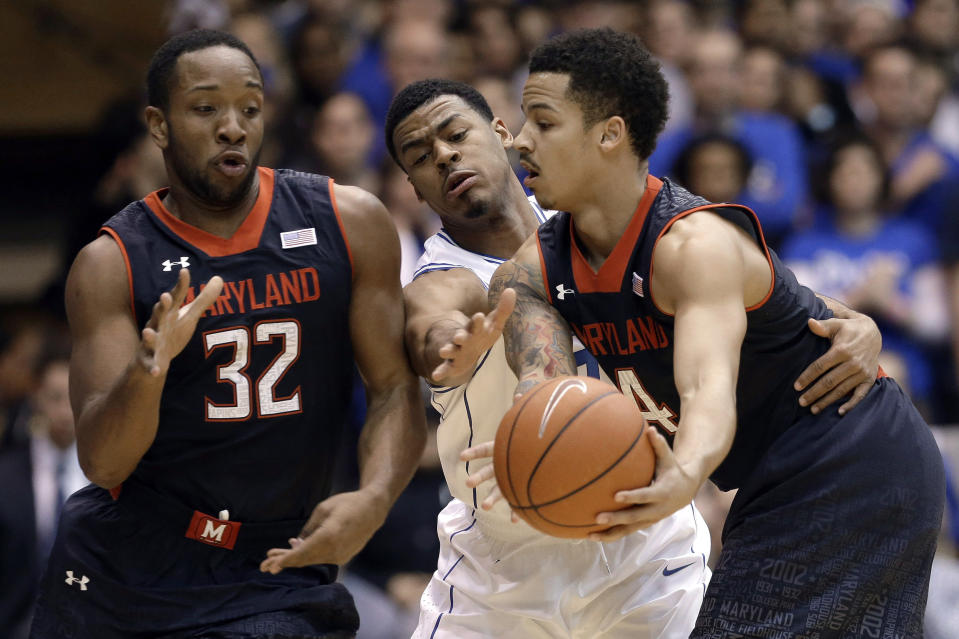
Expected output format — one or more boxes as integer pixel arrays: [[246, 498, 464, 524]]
[[202, 320, 302, 421]]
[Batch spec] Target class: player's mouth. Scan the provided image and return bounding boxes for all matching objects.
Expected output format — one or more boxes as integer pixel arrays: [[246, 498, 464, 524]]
[[520, 160, 540, 189], [213, 151, 249, 177], [445, 170, 479, 200]]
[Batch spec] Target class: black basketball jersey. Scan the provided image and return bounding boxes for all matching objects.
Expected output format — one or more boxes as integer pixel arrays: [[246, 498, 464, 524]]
[[101, 168, 355, 521], [536, 175, 833, 490]]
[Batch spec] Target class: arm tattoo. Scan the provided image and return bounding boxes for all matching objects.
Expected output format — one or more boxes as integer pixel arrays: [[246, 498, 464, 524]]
[[490, 261, 576, 395]]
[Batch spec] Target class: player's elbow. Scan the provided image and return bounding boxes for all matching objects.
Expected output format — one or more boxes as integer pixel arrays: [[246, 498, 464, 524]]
[[78, 449, 130, 490]]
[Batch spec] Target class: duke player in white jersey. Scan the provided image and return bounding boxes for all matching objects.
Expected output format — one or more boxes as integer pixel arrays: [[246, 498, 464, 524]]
[[384, 79, 883, 638]]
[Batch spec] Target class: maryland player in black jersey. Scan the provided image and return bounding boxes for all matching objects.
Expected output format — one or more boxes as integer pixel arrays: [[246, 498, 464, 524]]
[[30, 30, 426, 639], [481, 29, 944, 638]]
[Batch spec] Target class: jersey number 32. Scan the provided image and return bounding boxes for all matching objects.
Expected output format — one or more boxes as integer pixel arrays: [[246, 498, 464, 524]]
[[202, 320, 302, 421]]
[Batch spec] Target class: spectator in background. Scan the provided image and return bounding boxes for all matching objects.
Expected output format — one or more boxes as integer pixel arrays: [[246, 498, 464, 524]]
[[0, 336, 84, 639], [642, 0, 697, 132], [0, 324, 44, 450], [231, 10, 296, 168], [782, 135, 950, 416], [737, 0, 792, 51], [673, 134, 753, 205], [854, 43, 959, 234], [306, 92, 380, 193], [342, 18, 450, 155], [467, 4, 524, 80], [650, 28, 808, 249], [379, 163, 440, 285], [740, 45, 788, 114], [280, 12, 356, 168]]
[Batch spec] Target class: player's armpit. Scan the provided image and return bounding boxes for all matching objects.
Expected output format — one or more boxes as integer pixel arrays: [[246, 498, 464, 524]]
[[489, 247, 575, 396]]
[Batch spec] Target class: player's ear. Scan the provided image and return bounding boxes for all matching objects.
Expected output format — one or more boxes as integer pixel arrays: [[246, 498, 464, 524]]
[[492, 117, 513, 149], [598, 116, 626, 151], [145, 106, 169, 150]]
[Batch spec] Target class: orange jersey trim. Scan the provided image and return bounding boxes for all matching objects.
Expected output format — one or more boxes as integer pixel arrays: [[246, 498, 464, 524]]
[[143, 167, 275, 257], [570, 175, 663, 294], [99, 226, 138, 326], [536, 230, 553, 305], [649, 203, 775, 317], [328, 179, 354, 273]]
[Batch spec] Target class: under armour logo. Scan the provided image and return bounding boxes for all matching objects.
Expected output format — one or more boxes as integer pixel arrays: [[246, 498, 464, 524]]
[[64, 571, 89, 591], [162, 257, 190, 271], [556, 284, 575, 300]]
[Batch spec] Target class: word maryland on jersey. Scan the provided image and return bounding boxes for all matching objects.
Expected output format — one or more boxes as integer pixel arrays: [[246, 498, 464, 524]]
[[183, 267, 321, 317]]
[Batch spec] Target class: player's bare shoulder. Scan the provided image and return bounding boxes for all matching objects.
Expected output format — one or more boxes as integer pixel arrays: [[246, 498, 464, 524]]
[[331, 182, 401, 276], [404, 267, 489, 316], [66, 234, 134, 321]]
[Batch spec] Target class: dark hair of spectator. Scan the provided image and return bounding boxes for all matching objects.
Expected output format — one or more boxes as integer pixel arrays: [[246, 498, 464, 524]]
[[384, 78, 495, 168], [673, 133, 754, 189], [527, 27, 669, 160], [817, 132, 891, 208], [147, 29, 261, 112]]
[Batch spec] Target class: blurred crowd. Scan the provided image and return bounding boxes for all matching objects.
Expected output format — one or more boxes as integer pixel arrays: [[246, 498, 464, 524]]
[[1, 0, 959, 637]]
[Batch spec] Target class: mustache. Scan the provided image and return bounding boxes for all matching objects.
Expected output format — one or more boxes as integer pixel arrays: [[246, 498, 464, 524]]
[[519, 154, 540, 173]]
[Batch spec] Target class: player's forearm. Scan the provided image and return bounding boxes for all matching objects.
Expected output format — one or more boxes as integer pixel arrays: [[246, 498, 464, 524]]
[[672, 384, 737, 485], [355, 379, 428, 521], [76, 360, 166, 489]]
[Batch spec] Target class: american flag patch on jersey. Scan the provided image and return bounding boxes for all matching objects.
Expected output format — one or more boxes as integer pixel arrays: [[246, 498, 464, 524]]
[[280, 228, 317, 249], [632, 272, 644, 297]]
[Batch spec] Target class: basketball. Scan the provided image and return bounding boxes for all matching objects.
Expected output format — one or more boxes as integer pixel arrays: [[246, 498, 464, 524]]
[[493, 375, 656, 539]]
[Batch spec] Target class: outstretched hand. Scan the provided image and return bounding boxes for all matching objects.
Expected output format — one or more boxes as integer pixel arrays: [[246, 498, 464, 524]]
[[794, 314, 880, 415], [431, 288, 516, 383], [260, 491, 387, 574], [139, 269, 223, 377]]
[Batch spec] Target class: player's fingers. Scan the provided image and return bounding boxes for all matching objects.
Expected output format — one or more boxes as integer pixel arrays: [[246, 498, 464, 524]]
[[185, 275, 223, 319], [460, 440, 495, 461], [437, 341, 460, 359], [806, 317, 837, 339], [794, 349, 838, 391], [809, 374, 861, 415], [798, 361, 854, 407], [169, 268, 191, 305], [480, 484, 503, 510], [489, 288, 516, 328], [647, 428, 674, 465], [465, 463, 496, 488], [839, 382, 872, 415]]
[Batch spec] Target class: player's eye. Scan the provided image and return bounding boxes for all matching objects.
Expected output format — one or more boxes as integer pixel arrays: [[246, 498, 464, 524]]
[[244, 106, 261, 117], [194, 105, 215, 113], [411, 151, 429, 166], [449, 130, 467, 142]]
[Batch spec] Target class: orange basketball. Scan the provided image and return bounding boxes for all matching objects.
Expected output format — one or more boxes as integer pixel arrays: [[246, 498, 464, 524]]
[[493, 375, 656, 539]]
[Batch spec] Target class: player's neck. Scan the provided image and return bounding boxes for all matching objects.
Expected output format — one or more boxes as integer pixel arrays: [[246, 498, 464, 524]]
[[444, 178, 539, 258], [163, 173, 261, 239], [570, 166, 649, 268]]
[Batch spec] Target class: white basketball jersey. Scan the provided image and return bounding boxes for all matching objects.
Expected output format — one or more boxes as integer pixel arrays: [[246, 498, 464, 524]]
[[412, 197, 612, 541]]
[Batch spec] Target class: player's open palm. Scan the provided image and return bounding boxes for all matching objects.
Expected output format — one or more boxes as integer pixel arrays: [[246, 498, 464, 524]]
[[432, 288, 516, 383], [139, 269, 224, 377], [259, 490, 385, 574], [589, 429, 700, 542]]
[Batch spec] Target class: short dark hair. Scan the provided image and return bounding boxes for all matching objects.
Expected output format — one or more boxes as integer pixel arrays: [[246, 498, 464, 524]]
[[528, 28, 669, 160], [674, 133, 753, 188], [385, 78, 495, 167], [147, 29, 261, 112], [818, 132, 890, 207]]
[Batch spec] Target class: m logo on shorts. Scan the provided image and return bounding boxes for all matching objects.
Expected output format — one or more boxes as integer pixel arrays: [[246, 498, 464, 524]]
[[185, 510, 241, 550]]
